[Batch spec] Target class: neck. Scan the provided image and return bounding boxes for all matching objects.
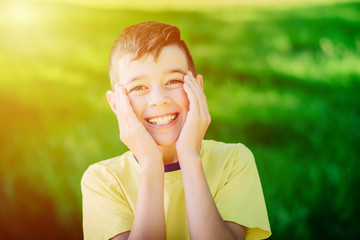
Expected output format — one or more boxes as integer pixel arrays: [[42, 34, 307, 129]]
[[159, 143, 178, 165]]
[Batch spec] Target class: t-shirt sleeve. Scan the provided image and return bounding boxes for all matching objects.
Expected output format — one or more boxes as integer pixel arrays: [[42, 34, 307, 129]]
[[81, 164, 133, 240], [214, 144, 271, 240]]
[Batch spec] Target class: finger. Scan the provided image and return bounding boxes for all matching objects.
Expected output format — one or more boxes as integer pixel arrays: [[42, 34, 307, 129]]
[[114, 83, 122, 116], [188, 74, 211, 129], [195, 74, 210, 116], [114, 84, 132, 123], [187, 72, 203, 96], [184, 74, 200, 115], [115, 86, 137, 136], [106, 90, 117, 114], [185, 73, 207, 116], [189, 71, 203, 90], [196, 74, 204, 90], [187, 72, 207, 113], [113, 85, 129, 136], [118, 87, 138, 124]]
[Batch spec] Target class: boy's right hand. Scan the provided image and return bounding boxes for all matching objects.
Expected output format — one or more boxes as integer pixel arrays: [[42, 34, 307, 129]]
[[108, 84, 163, 170]]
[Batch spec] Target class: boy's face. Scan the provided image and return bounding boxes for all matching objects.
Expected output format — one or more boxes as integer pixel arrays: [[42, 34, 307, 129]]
[[115, 45, 190, 147]]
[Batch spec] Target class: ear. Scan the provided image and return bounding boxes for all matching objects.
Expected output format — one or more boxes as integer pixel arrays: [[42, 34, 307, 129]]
[[106, 90, 117, 114], [197, 74, 204, 90]]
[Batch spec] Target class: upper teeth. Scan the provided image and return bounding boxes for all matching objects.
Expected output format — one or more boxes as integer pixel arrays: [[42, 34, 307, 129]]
[[148, 114, 176, 125]]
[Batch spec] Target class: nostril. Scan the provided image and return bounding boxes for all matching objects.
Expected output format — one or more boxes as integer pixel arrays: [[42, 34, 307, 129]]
[[149, 96, 170, 107]]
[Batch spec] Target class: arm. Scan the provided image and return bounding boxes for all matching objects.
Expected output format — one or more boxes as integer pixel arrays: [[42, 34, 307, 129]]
[[179, 154, 245, 240], [177, 72, 245, 240], [127, 160, 165, 240], [107, 85, 166, 240], [112, 162, 165, 240]]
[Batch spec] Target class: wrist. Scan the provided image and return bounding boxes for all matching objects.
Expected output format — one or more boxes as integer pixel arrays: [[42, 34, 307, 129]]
[[140, 163, 164, 182], [177, 147, 200, 159], [177, 152, 202, 169], [176, 141, 202, 159], [137, 155, 163, 171]]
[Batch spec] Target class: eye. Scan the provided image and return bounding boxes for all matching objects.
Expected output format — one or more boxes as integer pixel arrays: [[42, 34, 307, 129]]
[[130, 85, 147, 92], [166, 79, 183, 85]]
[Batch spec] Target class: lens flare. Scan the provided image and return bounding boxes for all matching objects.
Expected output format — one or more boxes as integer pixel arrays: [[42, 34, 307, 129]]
[[4, 2, 37, 25]]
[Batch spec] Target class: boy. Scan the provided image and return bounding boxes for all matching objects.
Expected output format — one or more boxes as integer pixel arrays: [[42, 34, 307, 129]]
[[81, 21, 271, 240]]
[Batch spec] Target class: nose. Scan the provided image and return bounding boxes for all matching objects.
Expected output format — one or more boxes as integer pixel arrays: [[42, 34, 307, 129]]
[[148, 87, 170, 107]]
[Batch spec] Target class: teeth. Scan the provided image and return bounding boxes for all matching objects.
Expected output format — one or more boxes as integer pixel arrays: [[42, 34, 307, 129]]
[[148, 114, 176, 125]]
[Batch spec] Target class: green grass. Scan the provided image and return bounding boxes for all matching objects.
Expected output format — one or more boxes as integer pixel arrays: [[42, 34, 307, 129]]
[[1, 1, 359, 239]]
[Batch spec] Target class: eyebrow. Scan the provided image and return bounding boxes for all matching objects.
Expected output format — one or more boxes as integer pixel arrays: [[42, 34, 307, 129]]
[[126, 75, 146, 84], [126, 68, 187, 84], [165, 68, 187, 75]]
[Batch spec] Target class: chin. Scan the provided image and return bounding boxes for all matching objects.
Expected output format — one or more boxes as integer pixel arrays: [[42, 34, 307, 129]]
[[152, 135, 179, 147], [154, 139, 176, 147]]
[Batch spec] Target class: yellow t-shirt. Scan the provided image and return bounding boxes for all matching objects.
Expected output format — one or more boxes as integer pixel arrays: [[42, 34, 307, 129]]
[[81, 140, 271, 239]]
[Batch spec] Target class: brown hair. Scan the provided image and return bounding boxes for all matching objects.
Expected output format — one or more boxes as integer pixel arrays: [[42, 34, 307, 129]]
[[109, 21, 196, 88]]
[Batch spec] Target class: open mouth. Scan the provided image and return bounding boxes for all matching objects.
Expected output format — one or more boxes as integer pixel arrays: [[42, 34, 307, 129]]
[[145, 113, 179, 126]]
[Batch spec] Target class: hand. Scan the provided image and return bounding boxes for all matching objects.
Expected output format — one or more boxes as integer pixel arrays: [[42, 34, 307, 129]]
[[176, 72, 211, 162], [107, 84, 163, 168]]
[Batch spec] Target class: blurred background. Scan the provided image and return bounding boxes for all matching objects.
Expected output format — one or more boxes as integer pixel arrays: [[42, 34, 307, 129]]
[[1, 0, 359, 239]]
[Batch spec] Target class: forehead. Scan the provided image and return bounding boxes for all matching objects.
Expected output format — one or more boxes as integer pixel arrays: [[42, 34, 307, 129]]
[[116, 45, 188, 85]]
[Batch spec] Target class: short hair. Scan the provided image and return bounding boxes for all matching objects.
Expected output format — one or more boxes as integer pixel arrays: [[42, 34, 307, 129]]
[[109, 21, 196, 88]]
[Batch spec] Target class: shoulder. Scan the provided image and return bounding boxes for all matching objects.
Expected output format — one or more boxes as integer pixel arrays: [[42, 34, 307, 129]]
[[201, 139, 254, 163], [201, 139, 256, 182], [81, 151, 136, 187]]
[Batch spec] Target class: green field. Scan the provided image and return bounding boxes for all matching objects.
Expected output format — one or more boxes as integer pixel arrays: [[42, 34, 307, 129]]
[[1, 1, 359, 239]]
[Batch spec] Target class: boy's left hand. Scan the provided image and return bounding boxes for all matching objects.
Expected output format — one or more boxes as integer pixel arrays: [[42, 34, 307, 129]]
[[176, 72, 211, 162]]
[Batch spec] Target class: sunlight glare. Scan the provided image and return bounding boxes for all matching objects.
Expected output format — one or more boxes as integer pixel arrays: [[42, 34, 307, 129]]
[[5, 3, 37, 25]]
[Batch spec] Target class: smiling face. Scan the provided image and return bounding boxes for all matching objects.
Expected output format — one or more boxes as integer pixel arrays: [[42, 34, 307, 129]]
[[115, 45, 190, 147]]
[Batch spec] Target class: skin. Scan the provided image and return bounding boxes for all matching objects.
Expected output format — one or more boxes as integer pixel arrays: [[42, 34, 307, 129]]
[[106, 45, 245, 240]]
